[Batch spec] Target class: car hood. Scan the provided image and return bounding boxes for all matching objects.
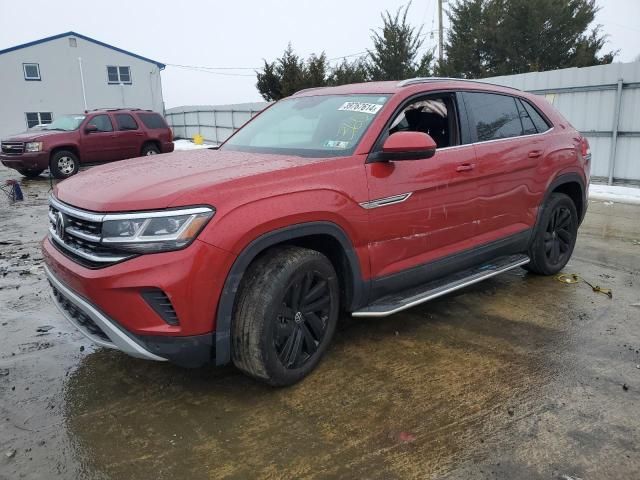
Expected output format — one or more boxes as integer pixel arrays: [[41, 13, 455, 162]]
[[2, 130, 68, 142], [54, 149, 333, 212]]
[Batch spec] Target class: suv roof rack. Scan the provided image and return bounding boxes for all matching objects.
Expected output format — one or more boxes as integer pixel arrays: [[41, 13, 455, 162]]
[[397, 77, 522, 91], [84, 108, 153, 113]]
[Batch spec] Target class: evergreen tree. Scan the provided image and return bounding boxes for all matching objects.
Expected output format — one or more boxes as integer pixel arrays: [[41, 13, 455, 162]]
[[442, 0, 615, 78], [328, 59, 370, 85], [367, 3, 434, 80]]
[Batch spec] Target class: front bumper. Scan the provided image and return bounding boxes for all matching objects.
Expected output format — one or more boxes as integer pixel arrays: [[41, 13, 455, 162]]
[[1, 151, 49, 170], [46, 264, 166, 361]]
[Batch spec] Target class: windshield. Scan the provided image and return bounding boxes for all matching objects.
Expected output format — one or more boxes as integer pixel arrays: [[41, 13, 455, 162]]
[[42, 114, 86, 131], [222, 94, 389, 157]]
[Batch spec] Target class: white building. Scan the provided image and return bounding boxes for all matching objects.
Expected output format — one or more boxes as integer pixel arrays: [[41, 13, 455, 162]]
[[0, 31, 165, 139]]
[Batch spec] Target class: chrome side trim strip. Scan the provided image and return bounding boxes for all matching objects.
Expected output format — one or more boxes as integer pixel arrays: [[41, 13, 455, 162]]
[[45, 265, 167, 361], [352, 256, 530, 318], [360, 192, 413, 210]]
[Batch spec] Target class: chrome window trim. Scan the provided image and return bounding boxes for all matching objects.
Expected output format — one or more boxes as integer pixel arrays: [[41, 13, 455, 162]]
[[360, 192, 413, 209]]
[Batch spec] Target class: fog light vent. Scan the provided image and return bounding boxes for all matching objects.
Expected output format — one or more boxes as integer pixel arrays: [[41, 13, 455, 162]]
[[141, 289, 179, 325]]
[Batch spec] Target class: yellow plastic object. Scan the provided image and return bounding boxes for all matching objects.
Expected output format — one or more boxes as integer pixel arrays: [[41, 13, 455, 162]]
[[556, 273, 579, 284], [193, 134, 204, 145]]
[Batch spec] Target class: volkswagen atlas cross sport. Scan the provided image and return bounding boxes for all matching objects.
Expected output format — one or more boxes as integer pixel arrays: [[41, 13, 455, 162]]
[[1, 109, 173, 179], [43, 78, 590, 386]]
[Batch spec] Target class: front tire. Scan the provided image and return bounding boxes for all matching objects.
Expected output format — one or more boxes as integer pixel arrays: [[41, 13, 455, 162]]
[[49, 151, 79, 179], [526, 192, 578, 275], [232, 246, 340, 386]]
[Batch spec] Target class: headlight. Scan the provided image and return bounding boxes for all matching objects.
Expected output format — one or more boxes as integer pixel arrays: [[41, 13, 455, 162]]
[[101, 206, 214, 253], [25, 142, 43, 152]]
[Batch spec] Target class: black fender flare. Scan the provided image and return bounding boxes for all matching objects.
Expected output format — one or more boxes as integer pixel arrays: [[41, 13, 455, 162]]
[[531, 172, 587, 243], [213, 221, 367, 365]]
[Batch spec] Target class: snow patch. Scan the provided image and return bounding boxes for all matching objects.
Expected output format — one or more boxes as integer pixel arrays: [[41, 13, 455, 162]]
[[589, 184, 640, 206], [173, 139, 214, 151]]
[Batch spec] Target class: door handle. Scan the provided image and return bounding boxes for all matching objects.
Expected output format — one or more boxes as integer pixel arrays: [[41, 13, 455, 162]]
[[528, 150, 542, 158], [456, 163, 475, 172]]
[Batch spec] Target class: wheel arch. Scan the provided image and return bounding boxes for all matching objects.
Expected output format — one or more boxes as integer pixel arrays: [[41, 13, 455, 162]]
[[141, 140, 161, 154], [50, 145, 80, 161], [213, 221, 368, 366]]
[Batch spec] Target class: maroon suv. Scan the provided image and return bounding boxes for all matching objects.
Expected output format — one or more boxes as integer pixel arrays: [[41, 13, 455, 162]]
[[0, 109, 174, 179]]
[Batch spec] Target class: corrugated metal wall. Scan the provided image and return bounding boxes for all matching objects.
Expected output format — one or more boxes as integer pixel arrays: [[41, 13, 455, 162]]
[[165, 102, 268, 145], [165, 61, 640, 183], [483, 62, 640, 183]]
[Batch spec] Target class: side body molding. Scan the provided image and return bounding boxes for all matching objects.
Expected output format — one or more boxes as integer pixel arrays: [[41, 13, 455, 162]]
[[214, 221, 368, 365]]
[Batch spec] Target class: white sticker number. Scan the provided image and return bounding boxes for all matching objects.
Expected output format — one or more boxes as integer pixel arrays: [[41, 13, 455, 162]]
[[338, 102, 383, 115]]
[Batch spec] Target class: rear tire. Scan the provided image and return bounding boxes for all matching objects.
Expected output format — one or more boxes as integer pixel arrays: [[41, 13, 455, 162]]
[[526, 192, 578, 275], [49, 150, 79, 179], [231, 246, 340, 386], [141, 143, 160, 156], [17, 168, 44, 178]]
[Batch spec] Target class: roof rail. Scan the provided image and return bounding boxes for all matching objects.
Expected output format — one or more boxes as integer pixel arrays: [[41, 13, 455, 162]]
[[84, 108, 153, 113], [397, 77, 522, 91], [293, 86, 329, 96]]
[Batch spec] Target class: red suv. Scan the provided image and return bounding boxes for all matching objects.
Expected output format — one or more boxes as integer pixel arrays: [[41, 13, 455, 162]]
[[42, 79, 590, 385], [1, 109, 174, 179]]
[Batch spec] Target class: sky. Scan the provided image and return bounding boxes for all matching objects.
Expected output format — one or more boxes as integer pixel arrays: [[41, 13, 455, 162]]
[[1, 0, 639, 108]]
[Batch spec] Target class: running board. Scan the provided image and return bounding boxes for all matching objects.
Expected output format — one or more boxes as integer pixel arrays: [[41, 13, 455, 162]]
[[352, 254, 530, 318]]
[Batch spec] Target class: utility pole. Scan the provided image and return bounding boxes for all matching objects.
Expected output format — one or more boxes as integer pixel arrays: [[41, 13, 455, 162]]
[[438, 0, 444, 64]]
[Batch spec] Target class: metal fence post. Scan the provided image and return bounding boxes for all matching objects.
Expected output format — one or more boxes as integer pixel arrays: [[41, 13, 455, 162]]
[[213, 109, 218, 144], [607, 78, 624, 185]]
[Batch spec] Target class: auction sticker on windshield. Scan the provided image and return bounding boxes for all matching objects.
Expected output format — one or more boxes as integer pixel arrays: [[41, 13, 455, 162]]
[[338, 102, 384, 114]]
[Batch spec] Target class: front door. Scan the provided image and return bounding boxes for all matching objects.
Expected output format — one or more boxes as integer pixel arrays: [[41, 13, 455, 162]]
[[81, 114, 118, 163], [364, 93, 480, 285]]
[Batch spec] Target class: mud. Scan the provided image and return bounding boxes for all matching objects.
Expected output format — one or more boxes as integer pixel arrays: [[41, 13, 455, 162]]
[[1, 168, 639, 479]]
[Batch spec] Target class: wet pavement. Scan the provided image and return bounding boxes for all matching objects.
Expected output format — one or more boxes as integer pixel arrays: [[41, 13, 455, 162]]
[[1, 167, 639, 479]]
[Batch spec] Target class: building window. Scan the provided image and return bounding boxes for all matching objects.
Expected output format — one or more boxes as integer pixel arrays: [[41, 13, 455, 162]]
[[23, 63, 41, 81], [69, 37, 77, 48], [26, 112, 53, 129], [107, 65, 132, 84]]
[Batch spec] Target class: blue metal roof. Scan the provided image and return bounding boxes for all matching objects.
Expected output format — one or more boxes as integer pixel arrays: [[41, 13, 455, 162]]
[[0, 31, 165, 69]]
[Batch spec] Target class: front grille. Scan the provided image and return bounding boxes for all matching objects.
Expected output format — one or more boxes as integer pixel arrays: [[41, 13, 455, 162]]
[[1, 142, 25, 155], [141, 289, 180, 325], [50, 282, 110, 342], [48, 197, 133, 268]]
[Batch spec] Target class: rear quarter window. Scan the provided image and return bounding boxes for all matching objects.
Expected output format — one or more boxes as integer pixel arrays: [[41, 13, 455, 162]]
[[137, 112, 167, 129], [521, 100, 552, 133]]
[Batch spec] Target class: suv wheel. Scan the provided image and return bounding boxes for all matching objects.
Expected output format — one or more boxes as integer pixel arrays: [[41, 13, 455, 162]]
[[141, 144, 160, 156], [526, 192, 578, 275], [17, 168, 44, 178], [232, 246, 340, 386], [50, 151, 79, 179]]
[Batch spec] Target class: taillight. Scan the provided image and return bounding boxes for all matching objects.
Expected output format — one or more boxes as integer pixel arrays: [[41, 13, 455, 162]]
[[168, 128, 173, 142], [580, 137, 590, 158]]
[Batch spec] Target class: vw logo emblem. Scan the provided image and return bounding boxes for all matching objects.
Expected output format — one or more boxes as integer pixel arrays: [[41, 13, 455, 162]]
[[56, 212, 65, 240], [294, 311, 304, 324]]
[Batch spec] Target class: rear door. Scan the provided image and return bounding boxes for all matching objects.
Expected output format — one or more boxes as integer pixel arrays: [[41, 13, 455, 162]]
[[364, 92, 480, 282], [112, 113, 144, 159], [81, 114, 118, 162], [462, 92, 550, 242]]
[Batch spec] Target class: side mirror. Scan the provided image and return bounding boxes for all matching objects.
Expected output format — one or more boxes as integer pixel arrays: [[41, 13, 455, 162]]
[[369, 131, 437, 162], [85, 124, 98, 133]]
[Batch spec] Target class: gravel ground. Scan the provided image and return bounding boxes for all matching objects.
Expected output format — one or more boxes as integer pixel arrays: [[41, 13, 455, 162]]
[[0, 166, 639, 480]]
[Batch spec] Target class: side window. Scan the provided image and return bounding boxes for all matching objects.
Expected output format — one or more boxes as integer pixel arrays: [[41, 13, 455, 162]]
[[115, 114, 139, 131], [138, 113, 167, 129], [521, 100, 552, 133], [386, 94, 459, 148], [464, 92, 523, 142], [515, 99, 537, 135], [88, 115, 113, 132]]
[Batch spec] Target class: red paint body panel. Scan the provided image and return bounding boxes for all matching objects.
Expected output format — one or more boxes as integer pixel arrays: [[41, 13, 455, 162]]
[[41, 80, 589, 351]]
